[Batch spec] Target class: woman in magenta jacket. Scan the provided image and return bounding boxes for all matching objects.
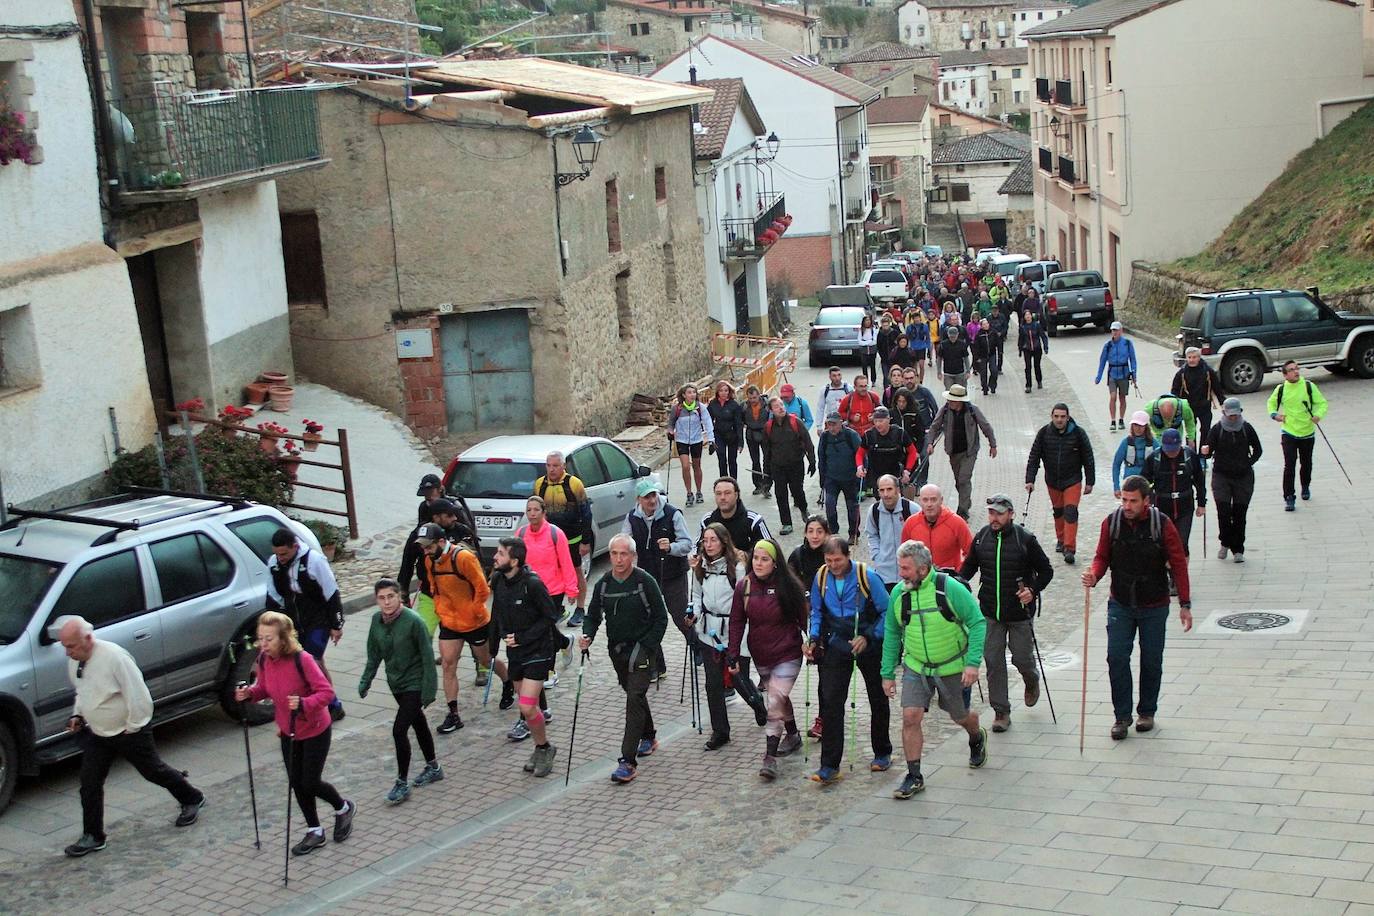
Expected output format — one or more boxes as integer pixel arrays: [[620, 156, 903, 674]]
[[236, 611, 355, 857], [727, 539, 808, 782]]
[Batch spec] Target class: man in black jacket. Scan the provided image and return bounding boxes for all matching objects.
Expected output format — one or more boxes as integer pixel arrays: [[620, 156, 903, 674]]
[[1171, 347, 1225, 445], [959, 494, 1054, 733], [762, 397, 817, 536], [1201, 398, 1262, 563], [1025, 403, 1095, 565], [1143, 429, 1207, 560], [490, 537, 561, 777], [938, 324, 971, 390], [267, 529, 346, 719], [699, 476, 772, 555]]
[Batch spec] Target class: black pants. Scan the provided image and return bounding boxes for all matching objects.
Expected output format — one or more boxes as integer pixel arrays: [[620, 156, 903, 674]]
[[280, 729, 345, 829], [610, 647, 656, 765], [746, 437, 770, 493], [1159, 502, 1195, 555], [392, 690, 436, 780], [656, 575, 689, 678], [1194, 405, 1213, 444], [818, 652, 892, 770], [1281, 433, 1315, 500], [715, 441, 740, 480], [1212, 470, 1254, 553], [79, 729, 201, 841], [1022, 350, 1043, 387], [975, 356, 999, 394], [860, 347, 877, 384], [772, 462, 808, 528], [700, 648, 730, 739]]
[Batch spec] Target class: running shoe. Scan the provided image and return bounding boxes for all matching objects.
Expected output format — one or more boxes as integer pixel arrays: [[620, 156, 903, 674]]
[[636, 737, 659, 757], [567, 609, 585, 628], [499, 682, 516, 710], [475, 667, 489, 687], [705, 733, 730, 751], [438, 711, 463, 734], [870, 755, 892, 772], [809, 766, 841, 785], [544, 673, 560, 689], [807, 717, 823, 739], [611, 759, 638, 783], [333, 800, 355, 843], [413, 763, 444, 787], [1218, 546, 1229, 560], [386, 779, 411, 805], [968, 727, 988, 768], [508, 718, 531, 741], [1302, 486, 1311, 501], [893, 773, 924, 799], [292, 831, 327, 856], [63, 834, 106, 858]]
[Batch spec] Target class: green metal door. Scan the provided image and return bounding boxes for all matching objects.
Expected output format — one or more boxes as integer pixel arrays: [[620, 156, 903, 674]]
[[439, 310, 534, 434]]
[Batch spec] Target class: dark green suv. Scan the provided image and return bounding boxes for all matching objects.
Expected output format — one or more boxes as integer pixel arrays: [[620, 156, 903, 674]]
[[1174, 288, 1374, 393]]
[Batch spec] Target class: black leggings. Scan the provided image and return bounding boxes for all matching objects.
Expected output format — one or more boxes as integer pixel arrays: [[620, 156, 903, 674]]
[[1022, 350, 1043, 387], [280, 729, 345, 829], [715, 442, 739, 480], [393, 690, 437, 780], [860, 347, 878, 384]]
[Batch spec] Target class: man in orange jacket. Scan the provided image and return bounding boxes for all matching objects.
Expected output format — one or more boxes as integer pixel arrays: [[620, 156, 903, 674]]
[[418, 524, 497, 735], [899, 484, 973, 571]]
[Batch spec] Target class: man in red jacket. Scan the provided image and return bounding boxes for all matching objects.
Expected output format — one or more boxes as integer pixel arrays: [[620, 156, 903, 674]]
[[900, 484, 972, 571], [839, 375, 881, 437], [1082, 476, 1193, 741]]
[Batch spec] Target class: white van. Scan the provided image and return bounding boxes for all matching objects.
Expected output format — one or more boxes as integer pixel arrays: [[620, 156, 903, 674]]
[[1015, 259, 1062, 293], [990, 253, 1031, 280]]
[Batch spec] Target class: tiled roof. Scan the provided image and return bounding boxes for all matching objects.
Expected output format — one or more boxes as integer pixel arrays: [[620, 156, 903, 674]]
[[693, 77, 765, 159], [933, 129, 1030, 163], [997, 154, 1033, 194], [904, 0, 1067, 8], [835, 41, 939, 64], [1018, 0, 1352, 39], [607, 0, 711, 18], [677, 37, 881, 103], [866, 94, 930, 124], [733, 0, 819, 25], [938, 47, 1029, 69]]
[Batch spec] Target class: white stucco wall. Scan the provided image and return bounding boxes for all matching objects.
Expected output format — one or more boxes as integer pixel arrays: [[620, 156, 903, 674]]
[[939, 63, 989, 115], [699, 105, 772, 333], [198, 183, 290, 344], [1013, 4, 1071, 46], [933, 159, 1018, 215], [899, 2, 933, 48]]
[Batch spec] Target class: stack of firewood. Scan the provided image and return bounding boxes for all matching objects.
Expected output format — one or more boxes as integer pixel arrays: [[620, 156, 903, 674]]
[[626, 393, 667, 427]]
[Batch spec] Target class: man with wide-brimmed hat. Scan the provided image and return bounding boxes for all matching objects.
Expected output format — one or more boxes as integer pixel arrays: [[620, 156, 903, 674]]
[[926, 385, 998, 520]]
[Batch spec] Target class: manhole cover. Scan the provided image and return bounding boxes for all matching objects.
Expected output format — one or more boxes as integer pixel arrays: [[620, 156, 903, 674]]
[[1216, 612, 1292, 632]]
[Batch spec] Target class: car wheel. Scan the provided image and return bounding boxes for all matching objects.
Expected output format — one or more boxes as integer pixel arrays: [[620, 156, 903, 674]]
[[0, 721, 18, 815], [808, 350, 820, 369], [1352, 338, 1374, 379], [220, 638, 276, 726], [1047, 321, 1059, 338], [1221, 351, 1264, 394]]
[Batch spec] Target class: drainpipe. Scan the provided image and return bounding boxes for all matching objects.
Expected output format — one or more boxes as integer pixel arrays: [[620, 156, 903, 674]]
[[1090, 38, 1103, 271], [81, 0, 120, 214]]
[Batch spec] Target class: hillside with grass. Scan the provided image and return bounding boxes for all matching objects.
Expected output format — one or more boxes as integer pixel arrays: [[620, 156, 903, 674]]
[[1170, 101, 1374, 293]]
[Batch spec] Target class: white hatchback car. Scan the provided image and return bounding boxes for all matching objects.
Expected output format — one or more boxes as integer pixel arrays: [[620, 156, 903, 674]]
[[442, 435, 658, 563]]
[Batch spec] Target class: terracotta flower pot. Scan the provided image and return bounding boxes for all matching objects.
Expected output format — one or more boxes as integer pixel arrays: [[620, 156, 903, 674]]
[[259, 435, 279, 454], [280, 456, 301, 481], [303, 432, 322, 452], [259, 371, 288, 386], [245, 382, 270, 404], [268, 385, 295, 412]]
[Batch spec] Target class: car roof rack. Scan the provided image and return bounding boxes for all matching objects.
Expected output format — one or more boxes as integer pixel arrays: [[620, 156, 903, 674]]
[[2, 487, 255, 546]]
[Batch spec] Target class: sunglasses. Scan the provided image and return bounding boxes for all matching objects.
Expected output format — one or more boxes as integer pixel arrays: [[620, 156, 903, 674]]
[[77, 660, 86, 679]]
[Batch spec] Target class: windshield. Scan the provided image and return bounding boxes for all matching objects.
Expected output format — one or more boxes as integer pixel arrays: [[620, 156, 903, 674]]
[[1051, 273, 1105, 291], [816, 308, 865, 326], [0, 554, 62, 643], [447, 461, 543, 499], [868, 271, 905, 283]]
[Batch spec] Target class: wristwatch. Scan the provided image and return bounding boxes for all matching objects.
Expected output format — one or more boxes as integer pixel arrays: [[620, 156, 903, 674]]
[[1179, 601, 1192, 609]]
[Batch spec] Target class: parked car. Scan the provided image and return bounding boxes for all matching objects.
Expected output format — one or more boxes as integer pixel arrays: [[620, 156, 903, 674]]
[[807, 305, 866, 368], [921, 244, 944, 257], [975, 247, 1004, 264], [990, 253, 1031, 281], [1174, 287, 1374, 393], [860, 267, 909, 304], [1045, 270, 1114, 336], [443, 435, 655, 565], [1015, 259, 1062, 295], [819, 284, 873, 309], [0, 490, 322, 814], [885, 251, 918, 264]]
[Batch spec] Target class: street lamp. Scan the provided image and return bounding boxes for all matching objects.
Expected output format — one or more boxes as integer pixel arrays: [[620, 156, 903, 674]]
[[555, 125, 604, 187], [765, 131, 780, 159]]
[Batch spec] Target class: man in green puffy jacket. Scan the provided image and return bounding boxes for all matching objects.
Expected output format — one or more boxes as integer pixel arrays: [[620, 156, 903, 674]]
[[881, 540, 988, 799]]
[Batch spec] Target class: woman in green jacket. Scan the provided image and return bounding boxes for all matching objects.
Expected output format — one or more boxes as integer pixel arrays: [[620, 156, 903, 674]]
[[359, 579, 443, 804]]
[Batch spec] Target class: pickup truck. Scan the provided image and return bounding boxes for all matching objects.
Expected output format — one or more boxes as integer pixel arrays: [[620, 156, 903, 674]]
[[1044, 270, 1114, 336], [1174, 287, 1374, 393], [860, 267, 909, 304]]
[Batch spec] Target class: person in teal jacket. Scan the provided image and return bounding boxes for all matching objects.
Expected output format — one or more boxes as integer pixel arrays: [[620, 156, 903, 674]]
[[1111, 410, 1156, 497], [359, 579, 441, 804], [1266, 360, 1329, 510], [881, 540, 987, 799]]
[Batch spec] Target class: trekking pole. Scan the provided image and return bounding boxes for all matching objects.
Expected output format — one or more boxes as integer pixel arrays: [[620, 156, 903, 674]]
[[693, 647, 703, 735], [1029, 622, 1058, 725], [680, 640, 688, 705], [482, 663, 495, 708], [803, 654, 811, 764], [1314, 421, 1353, 486], [564, 650, 589, 787], [848, 657, 858, 773], [688, 645, 698, 731], [237, 683, 261, 850], [1079, 588, 1091, 757], [1202, 509, 1208, 559], [284, 709, 298, 887]]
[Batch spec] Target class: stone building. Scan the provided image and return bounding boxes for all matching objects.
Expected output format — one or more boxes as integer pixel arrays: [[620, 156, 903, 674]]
[[274, 60, 712, 439], [898, 0, 1070, 52], [835, 42, 939, 95], [866, 95, 932, 240], [930, 129, 1031, 251], [249, 0, 422, 79], [600, 0, 817, 67]]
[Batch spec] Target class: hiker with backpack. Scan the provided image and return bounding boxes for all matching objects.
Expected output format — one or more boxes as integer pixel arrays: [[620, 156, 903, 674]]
[[698, 476, 772, 556], [1095, 322, 1138, 431], [533, 451, 594, 628], [857, 407, 919, 504], [804, 536, 893, 784], [1025, 403, 1096, 566], [621, 478, 694, 685], [1202, 398, 1262, 562], [491, 538, 563, 778], [707, 380, 746, 482], [1111, 410, 1156, 498], [789, 516, 831, 740], [667, 384, 715, 507], [762, 396, 817, 536], [1082, 475, 1193, 741], [686, 523, 747, 750], [742, 385, 772, 499], [417, 522, 495, 736], [1171, 347, 1224, 443], [728, 538, 810, 781], [927, 385, 999, 521], [862, 475, 916, 583], [839, 375, 882, 437], [899, 484, 972, 572], [882, 540, 988, 798], [815, 367, 852, 431], [817, 412, 863, 541], [1143, 394, 1197, 448], [958, 494, 1054, 734], [938, 324, 972, 390], [515, 497, 579, 692], [1266, 360, 1329, 512], [1142, 428, 1206, 564], [267, 529, 347, 722]]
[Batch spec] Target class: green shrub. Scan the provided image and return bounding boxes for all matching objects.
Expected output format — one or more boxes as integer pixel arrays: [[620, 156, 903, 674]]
[[108, 430, 294, 508]]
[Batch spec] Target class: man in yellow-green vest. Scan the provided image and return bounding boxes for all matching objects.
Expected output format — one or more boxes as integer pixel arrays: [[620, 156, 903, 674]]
[[1266, 360, 1329, 512]]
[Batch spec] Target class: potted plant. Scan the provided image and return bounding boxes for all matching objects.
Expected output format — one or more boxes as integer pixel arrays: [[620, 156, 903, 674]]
[[256, 421, 288, 453], [259, 371, 288, 386], [217, 404, 253, 436], [174, 397, 206, 417], [0, 101, 38, 167], [268, 385, 295, 412], [278, 441, 302, 481], [245, 381, 271, 405], [302, 419, 324, 451], [300, 517, 348, 561]]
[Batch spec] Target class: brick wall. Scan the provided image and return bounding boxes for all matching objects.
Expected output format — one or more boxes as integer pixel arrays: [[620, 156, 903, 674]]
[[393, 315, 446, 439], [767, 233, 835, 296]]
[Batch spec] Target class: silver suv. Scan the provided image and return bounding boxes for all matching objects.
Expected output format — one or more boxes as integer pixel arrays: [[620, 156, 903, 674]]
[[0, 489, 320, 814]]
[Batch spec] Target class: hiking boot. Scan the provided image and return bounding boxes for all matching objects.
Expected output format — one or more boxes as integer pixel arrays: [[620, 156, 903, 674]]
[[475, 667, 489, 687], [705, 733, 730, 751], [333, 800, 355, 842], [438, 711, 463, 735], [1024, 679, 1040, 708], [1111, 719, 1131, 740], [752, 484, 762, 496], [523, 748, 538, 773], [292, 831, 327, 856], [499, 682, 516, 710], [1302, 486, 1311, 501], [64, 834, 107, 858], [413, 763, 443, 787], [759, 754, 779, 780], [969, 727, 988, 768], [1233, 552, 1245, 563], [386, 779, 411, 805], [807, 717, 823, 739], [870, 755, 892, 772], [175, 796, 205, 827], [991, 714, 1011, 733], [610, 759, 637, 783], [893, 773, 925, 799], [1054, 541, 1064, 554], [1135, 715, 1155, 733], [1025, 385, 1032, 393], [543, 673, 559, 689], [508, 718, 531, 741], [684, 492, 694, 507], [567, 609, 585, 628], [1217, 546, 1229, 560], [1285, 497, 1296, 512], [532, 744, 558, 778], [778, 525, 793, 536], [1063, 550, 1075, 565], [810, 766, 841, 785], [636, 737, 659, 757], [776, 733, 802, 756]]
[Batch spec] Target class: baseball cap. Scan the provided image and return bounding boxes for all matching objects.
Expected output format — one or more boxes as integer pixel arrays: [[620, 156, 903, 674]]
[[1161, 428, 1182, 451], [429, 499, 457, 516], [986, 493, 1015, 513], [415, 473, 442, 496], [635, 478, 660, 498], [1110, 320, 1124, 330], [1130, 410, 1149, 427], [414, 523, 446, 546], [825, 411, 842, 424], [872, 406, 890, 419], [1222, 397, 1243, 416], [780, 383, 795, 396]]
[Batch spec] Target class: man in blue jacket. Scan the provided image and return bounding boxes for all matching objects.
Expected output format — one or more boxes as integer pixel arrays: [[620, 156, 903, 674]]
[[804, 536, 892, 784], [817, 412, 863, 541], [1095, 321, 1138, 431]]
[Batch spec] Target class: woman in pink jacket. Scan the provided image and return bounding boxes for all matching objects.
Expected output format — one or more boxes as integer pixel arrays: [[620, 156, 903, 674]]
[[516, 496, 579, 688], [236, 611, 355, 857]]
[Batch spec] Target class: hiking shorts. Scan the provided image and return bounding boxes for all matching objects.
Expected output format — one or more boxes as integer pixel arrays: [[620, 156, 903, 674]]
[[1107, 377, 1130, 396], [902, 666, 969, 720], [439, 623, 489, 644], [507, 654, 552, 684], [676, 441, 704, 458]]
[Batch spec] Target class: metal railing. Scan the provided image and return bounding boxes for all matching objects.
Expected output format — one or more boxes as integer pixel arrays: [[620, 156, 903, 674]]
[[112, 86, 323, 192], [721, 192, 786, 259], [1058, 155, 1077, 185], [1038, 147, 1053, 173], [1036, 77, 1051, 102], [1054, 79, 1074, 107], [843, 139, 863, 161], [873, 177, 896, 197]]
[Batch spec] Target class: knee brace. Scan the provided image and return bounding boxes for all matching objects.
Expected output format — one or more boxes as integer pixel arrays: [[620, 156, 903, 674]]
[[518, 693, 539, 719], [1062, 504, 1079, 524], [1052, 505, 1065, 519]]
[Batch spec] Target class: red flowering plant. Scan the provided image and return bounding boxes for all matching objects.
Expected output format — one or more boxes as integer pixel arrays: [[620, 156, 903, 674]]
[[174, 397, 206, 414], [0, 93, 37, 167], [218, 404, 254, 423], [281, 440, 301, 458], [302, 419, 324, 434], [256, 421, 289, 437]]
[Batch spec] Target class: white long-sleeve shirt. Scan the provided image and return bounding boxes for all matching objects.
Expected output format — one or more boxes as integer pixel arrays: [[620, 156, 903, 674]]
[[69, 639, 154, 737]]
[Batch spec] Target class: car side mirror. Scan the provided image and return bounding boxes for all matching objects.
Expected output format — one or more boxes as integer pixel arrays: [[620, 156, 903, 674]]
[[41, 621, 61, 646], [637, 465, 651, 477]]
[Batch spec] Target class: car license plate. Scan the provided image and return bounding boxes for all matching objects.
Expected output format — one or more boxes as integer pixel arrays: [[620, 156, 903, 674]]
[[1073, 312, 1091, 319], [831, 349, 853, 356], [475, 513, 519, 530]]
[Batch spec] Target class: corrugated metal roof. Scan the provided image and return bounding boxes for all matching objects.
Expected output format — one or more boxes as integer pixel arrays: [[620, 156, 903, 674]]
[[414, 58, 712, 114]]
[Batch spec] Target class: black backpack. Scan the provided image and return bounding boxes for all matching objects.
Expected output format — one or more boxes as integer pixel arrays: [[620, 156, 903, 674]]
[[898, 571, 968, 625], [870, 497, 915, 529]]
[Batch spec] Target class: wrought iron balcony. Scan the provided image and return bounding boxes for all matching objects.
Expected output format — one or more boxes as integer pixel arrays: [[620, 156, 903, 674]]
[[722, 192, 786, 260], [112, 86, 325, 197], [1038, 146, 1053, 173], [1035, 77, 1051, 102], [1058, 155, 1076, 184]]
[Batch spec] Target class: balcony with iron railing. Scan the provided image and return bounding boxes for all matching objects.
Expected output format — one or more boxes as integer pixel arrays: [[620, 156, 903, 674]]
[[1052, 79, 1085, 111], [1035, 77, 1051, 103], [1057, 154, 1089, 189], [111, 86, 327, 200], [872, 177, 896, 197], [1038, 146, 1053, 173], [722, 191, 786, 260]]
